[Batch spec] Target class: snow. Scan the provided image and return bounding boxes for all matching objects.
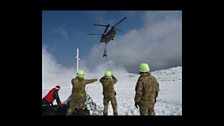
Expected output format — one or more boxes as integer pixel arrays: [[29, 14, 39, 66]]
[[42, 66, 182, 115]]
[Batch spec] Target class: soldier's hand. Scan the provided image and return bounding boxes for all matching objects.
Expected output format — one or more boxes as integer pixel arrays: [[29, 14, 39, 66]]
[[135, 102, 139, 108]]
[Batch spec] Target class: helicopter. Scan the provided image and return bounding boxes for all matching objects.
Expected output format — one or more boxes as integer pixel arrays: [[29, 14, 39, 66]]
[[88, 17, 127, 58]]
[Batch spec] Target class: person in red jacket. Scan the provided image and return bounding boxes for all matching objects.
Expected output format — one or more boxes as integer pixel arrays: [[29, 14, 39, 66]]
[[42, 85, 63, 108]]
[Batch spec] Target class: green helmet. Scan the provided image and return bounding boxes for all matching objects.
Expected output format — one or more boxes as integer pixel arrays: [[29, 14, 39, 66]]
[[77, 70, 85, 78], [139, 63, 150, 72], [105, 71, 112, 78]]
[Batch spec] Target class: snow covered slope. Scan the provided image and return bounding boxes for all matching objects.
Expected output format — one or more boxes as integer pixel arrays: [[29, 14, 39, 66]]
[[42, 66, 182, 115]]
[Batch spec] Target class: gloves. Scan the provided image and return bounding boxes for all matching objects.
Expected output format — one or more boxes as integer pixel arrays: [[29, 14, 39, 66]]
[[135, 102, 139, 108]]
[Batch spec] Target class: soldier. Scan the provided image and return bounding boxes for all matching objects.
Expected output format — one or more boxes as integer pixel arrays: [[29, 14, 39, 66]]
[[66, 70, 97, 116], [100, 71, 118, 116], [134, 63, 159, 116]]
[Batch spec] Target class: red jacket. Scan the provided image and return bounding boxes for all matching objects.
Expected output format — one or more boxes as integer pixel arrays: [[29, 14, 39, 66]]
[[43, 88, 62, 107]]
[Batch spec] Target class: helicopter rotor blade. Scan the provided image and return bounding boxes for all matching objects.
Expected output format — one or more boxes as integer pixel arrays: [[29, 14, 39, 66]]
[[88, 34, 103, 35], [103, 24, 110, 34], [93, 24, 108, 27], [116, 28, 122, 32], [114, 17, 127, 26]]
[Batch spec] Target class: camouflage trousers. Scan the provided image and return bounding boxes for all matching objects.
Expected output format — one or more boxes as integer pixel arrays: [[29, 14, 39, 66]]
[[66, 100, 85, 116], [139, 101, 155, 116], [103, 96, 118, 115]]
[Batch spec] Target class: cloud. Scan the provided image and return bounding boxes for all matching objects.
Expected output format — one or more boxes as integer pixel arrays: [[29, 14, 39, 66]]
[[86, 11, 182, 73], [42, 47, 75, 89], [42, 46, 129, 89], [54, 24, 69, 40], [43, 46, 133, 102]]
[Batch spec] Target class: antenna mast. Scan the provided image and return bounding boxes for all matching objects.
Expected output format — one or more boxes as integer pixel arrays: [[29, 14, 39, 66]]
[[75, 48, 80, 72]]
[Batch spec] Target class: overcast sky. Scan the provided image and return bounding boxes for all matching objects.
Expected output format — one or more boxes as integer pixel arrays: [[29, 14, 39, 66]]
[[43, 11, 182, 73]]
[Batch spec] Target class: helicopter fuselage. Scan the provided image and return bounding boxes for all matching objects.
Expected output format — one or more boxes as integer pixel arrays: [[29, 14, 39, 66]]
[[100, 27, 116, 44]]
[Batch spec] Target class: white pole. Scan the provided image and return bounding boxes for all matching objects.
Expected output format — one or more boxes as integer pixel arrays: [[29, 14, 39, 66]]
[[75, 48, 80, 72]]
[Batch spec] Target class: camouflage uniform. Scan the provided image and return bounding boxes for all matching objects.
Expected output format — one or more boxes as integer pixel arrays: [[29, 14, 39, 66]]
[[134, 72, 159, 116], [100, 75, 118, 115], [66, 77, 97, 116]]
